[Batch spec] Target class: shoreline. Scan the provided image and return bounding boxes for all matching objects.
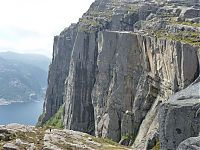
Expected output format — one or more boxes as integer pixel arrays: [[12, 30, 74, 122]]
[[0, 99, 43, 106], [0, 99, 11, 105]]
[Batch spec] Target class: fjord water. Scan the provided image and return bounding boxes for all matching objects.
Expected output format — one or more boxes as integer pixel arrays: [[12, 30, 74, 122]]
[[0, 101, 43, 125]]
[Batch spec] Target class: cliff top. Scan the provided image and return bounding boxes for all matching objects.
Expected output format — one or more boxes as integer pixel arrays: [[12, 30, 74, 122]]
[[61, 0, 200, 47], [0, 124, 130, 150]]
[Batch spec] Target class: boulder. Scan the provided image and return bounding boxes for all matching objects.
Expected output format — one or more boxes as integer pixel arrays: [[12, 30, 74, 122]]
[[177, 136, 200, 150], [183, 9, 200, 18], [159, 82, 200, 150], [3, 143, 19, 150]]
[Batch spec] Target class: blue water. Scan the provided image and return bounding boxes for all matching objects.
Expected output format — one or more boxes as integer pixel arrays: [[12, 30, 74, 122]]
[[0, 101, 43, 125]]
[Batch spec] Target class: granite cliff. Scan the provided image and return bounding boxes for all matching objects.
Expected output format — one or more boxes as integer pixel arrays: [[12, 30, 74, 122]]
[[38, 0, 200, 149]]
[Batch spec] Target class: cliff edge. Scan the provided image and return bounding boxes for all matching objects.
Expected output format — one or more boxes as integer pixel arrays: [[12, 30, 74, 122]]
[[38, 0, 200, 149]]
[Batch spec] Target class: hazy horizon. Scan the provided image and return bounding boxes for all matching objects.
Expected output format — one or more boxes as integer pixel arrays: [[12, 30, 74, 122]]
[[0, 0, 95, 58]]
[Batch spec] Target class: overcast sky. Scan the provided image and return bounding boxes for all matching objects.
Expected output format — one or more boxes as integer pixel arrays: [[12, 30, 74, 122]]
[[0, 0, 94, 58]]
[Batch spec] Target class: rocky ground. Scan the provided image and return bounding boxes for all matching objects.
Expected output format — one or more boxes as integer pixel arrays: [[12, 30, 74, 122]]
[[0, 124, 130, 150]]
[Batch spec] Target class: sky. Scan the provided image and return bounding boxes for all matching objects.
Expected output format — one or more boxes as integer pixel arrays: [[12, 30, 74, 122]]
[[0, 0, 95, 58]]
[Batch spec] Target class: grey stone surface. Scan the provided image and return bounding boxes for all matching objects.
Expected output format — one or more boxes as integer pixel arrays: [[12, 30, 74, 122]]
[[3, 143, 19, 150], [177, 136, 200, 150], [0, 124, 129, 150], [159, 82, 200, 150], [40, 0, 200, 149], [64, 31, 97, 135], [92, 31, 144, 142], [39, 24, 77, 124], [183, 8, 200, 18]]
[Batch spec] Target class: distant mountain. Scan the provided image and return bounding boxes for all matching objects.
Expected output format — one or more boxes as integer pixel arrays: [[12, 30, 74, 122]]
[[0, 51, 50, 71], [0, 52, 50, 103]]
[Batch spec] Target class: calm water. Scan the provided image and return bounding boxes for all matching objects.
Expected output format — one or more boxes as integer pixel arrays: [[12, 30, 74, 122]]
[[0, 101, 43, 125]]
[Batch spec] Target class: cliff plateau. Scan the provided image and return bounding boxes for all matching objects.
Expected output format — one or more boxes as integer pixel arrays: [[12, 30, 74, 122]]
[[39, 0, 200, 150]]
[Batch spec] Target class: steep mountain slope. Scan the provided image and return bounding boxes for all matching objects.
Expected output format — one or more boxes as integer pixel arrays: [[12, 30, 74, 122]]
[[0, 52, 50, 71], [0, 52, 50, 103], [39, 0, 200, 149]]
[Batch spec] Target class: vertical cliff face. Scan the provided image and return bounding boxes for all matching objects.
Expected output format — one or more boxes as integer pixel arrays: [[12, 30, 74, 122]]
[[64, 32, 98, 135], [39, 24, 77, 123], [41, 0, 200, 149], [90, 31, 199, 148], [130, 36, 199, 149], [92, 31, 145, 142]]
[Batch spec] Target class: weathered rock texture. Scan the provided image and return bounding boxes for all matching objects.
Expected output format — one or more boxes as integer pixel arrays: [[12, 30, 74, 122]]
[[0, 124, 129, 150], [64, 31, 97, 135], [40, 0, 200, 149], [39, 24, 77, 123], [177, 136, 200, 150], [159, 82, 200, 150]]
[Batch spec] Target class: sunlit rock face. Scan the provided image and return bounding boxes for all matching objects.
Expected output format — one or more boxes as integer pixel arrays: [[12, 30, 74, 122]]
[[41, 0, 200, 149]]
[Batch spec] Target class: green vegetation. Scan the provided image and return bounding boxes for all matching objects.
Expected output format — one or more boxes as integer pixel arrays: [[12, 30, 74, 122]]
[[36, 112, 45, 127], [0, 128, 129, 150], [152, 141, 160, 150], [93, 137, 119, 146], [79, 18, 100, 27], [78, 8, 114, 32], [171, 20, 200, 28], [90, 136, 128, 150], [121, 133, 136, 143], [0, 128, 45, 150], [155, 30, 200, 46], [78, 18, 101, 32], [78, 25, 90, 32], [44, 105, 65, 129]]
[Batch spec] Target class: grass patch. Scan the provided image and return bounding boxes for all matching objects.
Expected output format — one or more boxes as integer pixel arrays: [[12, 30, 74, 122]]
[[93, 137, 119, 146], [121, 133, 136, 142], [152, 141, 160, 150], [44, 105, 64, 129], [155, 30, 200, 46], [171, 20, 200, 27], [79, 18, 100, 27], [0, 128, 45, 150], [36, 112, 45, 127], [78, 17, 101, 32]]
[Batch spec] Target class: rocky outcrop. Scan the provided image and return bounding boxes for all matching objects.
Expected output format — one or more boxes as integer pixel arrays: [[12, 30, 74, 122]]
[[177, 136, 200, 150], [63, 29, 199, 149], [159, 82, 200, 150], [0, 124, 129, 150], [40, 0, 200, 149], [3, 143, 20, 150]]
